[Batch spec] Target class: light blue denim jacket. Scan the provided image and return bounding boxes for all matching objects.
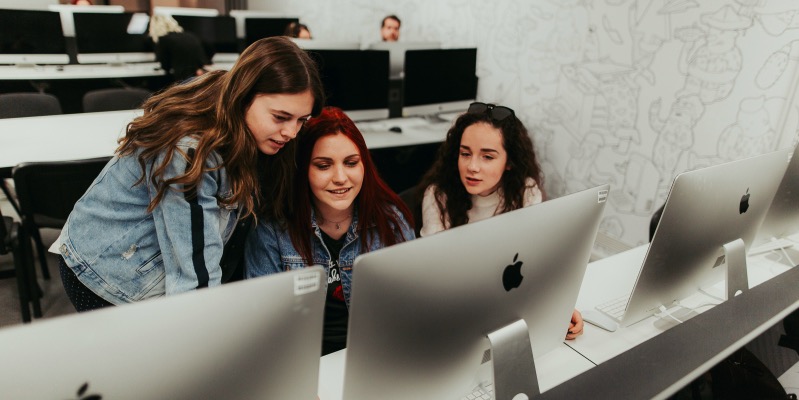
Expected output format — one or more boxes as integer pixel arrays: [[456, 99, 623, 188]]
[[58, 136, 239, 305], [244, 207, 415, 307]]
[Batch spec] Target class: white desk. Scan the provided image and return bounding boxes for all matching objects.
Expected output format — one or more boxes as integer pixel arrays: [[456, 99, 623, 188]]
[[317, 343, 595, 400], [0, 111, 448, 174], [0, 63, 165, 80], [568, 242, 795, 365]]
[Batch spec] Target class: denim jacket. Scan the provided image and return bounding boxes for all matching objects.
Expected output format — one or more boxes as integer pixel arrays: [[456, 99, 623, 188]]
[[58, 136, 239, 305], [244, 207, 415, 307]]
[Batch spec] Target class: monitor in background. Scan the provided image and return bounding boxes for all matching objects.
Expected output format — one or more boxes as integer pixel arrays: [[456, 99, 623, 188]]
[[73, 12, 154, 64], [0, 8, 69, 65], [402, 48, 478, 117], [0, 267, 326, 399], [753, 142, 799, 251], [152, 6, 219, 17], [342, 184, 609, 400], [243, 17, 299, 48], [308, 49, 390, 121], [48, 4, 125, 37], [593, 148, 792, 329], [290, 38, 361, 50], [367, 41, 441, 79], [172, 15, 239, 63]]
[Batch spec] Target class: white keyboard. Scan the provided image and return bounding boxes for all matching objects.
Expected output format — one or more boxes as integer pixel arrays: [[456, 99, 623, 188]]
[[595, 294, 630, 320], [460, 382, 494, 400]]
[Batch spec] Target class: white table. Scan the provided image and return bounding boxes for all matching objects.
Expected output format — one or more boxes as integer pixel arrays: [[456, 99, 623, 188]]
[[0, 63, 165, 80]]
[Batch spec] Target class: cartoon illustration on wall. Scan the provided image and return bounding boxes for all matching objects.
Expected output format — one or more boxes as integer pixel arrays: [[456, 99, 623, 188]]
[[717, 96, 784, 160], [751, 1, 799, 36], [649, 94, 705, 178], [675, 6, 751, 104]]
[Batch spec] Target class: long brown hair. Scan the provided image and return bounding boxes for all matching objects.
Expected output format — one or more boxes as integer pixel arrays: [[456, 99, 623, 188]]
[[288, 107, 412, 262], [417, 109, 544, 228], [118, 37, 324, 222]]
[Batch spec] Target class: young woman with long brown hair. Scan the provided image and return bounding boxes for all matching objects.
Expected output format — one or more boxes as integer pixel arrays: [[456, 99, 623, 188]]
[[245, 106, 415, 355], [55, 37, 324, 311]]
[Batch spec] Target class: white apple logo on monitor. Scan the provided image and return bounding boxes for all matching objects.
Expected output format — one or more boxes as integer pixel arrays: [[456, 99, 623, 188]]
[[502, 253, 524, 291]]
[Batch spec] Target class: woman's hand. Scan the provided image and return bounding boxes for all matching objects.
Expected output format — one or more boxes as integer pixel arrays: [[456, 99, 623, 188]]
[[566, 309, 584, 340]]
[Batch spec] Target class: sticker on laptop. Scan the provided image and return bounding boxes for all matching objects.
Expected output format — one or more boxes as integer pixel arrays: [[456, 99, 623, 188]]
[[597, 189, 608, 203], [294, 270, 321, 295]]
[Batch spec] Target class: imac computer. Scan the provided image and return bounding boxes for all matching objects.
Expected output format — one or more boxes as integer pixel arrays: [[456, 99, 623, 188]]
[[0, 9, 69, 65], [73, 12, 154, 64], [152, 6, 219, 17], [342, 184, 609, 400], [307, 49, 390, 121], [172, 15, 240, 63], [48, 4, 125, 37], [367, 41, 441, 79], [290, 38, 361, 51], [590, 148, 792, 330], [0, 267, 326, 399], [402, 48, 478, 117], [243, 17, 299, 48]]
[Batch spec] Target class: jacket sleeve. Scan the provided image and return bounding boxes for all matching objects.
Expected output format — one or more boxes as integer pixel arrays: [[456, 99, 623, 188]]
[[419, 185, 447, 237], [244, 219, 285, 278], [149, 146, 226, 295]]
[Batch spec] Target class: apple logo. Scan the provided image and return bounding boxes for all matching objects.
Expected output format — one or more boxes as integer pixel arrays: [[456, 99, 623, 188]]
[[740, 188, 750, 214], [502, 253, 524, 291]]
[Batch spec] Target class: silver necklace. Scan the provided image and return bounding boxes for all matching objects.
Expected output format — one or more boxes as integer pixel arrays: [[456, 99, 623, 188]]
[[319, 214, 351, 230]]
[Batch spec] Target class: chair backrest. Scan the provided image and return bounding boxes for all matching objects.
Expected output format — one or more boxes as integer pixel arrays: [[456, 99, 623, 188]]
[[0, 93, 62, 119], [12, 157, 112, 230], [82, 88, 152, 113]]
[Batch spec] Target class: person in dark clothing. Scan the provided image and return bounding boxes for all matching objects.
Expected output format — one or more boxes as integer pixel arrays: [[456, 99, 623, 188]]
[[149, 14, 210, 82]]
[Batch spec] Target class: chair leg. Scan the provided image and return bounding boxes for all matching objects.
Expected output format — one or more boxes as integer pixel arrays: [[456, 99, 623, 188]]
[[29, 227, 49, 280], [19, 225, 42, 319], [0, 180, 21, 217], [11, 237, 32, 323]]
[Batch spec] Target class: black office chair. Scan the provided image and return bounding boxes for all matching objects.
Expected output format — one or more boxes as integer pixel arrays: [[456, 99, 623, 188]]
[[398, 186, 423, 238], [0, 92, 62, 119], [82, 87, 152, 113], [0, 208, 41, 323], [0, 92, 64, 268], [12, 157, 112, 281]]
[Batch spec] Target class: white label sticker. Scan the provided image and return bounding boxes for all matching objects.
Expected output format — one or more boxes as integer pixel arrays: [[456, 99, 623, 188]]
[[294, 270, 321, 295], [597, 189, 609, 203]]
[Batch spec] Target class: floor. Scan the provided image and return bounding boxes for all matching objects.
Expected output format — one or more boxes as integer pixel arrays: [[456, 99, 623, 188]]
[[0, 191, 75, 329]]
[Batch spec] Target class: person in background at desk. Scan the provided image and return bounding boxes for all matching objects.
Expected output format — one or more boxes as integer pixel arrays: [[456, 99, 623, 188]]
[[149, 14, 211, 83], [381, 15, 401, 42], [416, 101, 584, 339], [53, 37, 325, 312], [245, 106, 415, 355], [284, 21, 312, 39]]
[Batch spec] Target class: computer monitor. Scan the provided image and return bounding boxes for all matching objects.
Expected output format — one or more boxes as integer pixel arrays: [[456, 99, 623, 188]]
[[73, 12, 154, 64], [172, 15, 239, 63], [0, 267, 326, 399], [753, 142, 799, 249], [402, 48, 478, 117], [342, 184, 609, 400], [243, 17, 299, 48], [290, 38, 360, 50], [367, 41, 441, 78], [0, 8, 69, 65], [152, 6, 219, 17], [595, 148, 792, 328], [308, 49, 390, 121]]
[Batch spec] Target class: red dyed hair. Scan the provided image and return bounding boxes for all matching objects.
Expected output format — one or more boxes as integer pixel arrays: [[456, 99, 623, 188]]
[[288, 107, 413, 262]]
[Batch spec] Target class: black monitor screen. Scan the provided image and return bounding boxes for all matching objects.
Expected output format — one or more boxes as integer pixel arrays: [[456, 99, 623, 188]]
[[173, 15, 239, 55], [308, 49, 390, 115], [403, 48, 478, 107], [0, 9, 66, 55], [243, 17, 299, 48], [73, 12, 152, 54]]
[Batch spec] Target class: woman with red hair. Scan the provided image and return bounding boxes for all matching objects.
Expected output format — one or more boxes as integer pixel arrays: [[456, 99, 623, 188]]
[[245, 106, 414, 355]]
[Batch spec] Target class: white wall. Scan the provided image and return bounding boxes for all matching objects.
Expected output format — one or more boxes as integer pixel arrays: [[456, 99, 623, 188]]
[[249, 0, 799, 257], [0, 0, 57, 9]]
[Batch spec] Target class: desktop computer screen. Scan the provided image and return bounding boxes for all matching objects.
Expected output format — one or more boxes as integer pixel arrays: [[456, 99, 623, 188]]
[[367, 41, 441, 78], [172, 15, 239, 62], [243, 17, 299, 48], [73, 12, 154, 64], [307, 49, 390, 121], [342, 184, 609, 400], [0, 267, 326, 399], [0, 8, 69, 65], [402, 48, 478, 117]]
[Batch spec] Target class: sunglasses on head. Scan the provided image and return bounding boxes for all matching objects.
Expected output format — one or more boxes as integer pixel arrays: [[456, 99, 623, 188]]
[[467, 102, 515, 121]]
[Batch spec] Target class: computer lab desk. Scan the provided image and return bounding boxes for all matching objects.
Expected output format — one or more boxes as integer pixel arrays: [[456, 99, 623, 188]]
[[0, 63, 165, 80], [0, 110, 449, 178]]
